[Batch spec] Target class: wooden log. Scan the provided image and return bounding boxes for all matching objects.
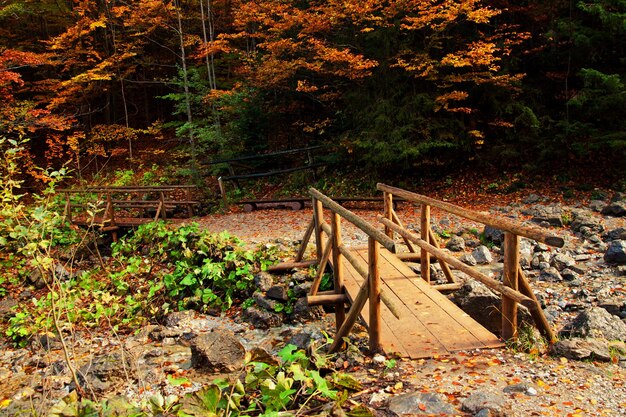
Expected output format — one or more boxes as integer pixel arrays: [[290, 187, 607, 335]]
[[368, 237, 382, 352], [428, 229, 456, 284], [331, 212, 346, 330], [379, 217, 536, 310], [309, 188, 396, 252], [395, 253, 421, 262], [502, 232, 520, 340], [518, 266, 556, 343], [420, 205, 431, 283], [433, 282, 464, 292], [377, 184, 565, 248], [383, 192, 394, 239], [218, 177, 228, 210], [296, 218, 316, 262], [313, 198, 324, 261], [391, 211, 416, 253], [266, 260, 317, 273], [328, 279, 369, 353], [307, 293, 348, 306], [310, 235, 333, 296]]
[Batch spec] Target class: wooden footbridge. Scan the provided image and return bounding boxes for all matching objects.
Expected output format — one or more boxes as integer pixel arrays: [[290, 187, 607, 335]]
[[276, 185, 564, 358], [60, 185, 199, 240]]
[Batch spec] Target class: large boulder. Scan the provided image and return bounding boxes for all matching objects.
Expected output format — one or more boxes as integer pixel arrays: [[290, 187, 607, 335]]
[[472, 246, 493, 264], [190, 330, 245, 372], [445, 235, 465, 252], [242, 306, 283, 329], [253, 272, 274, 292], [560, 307, 626, 341], [601, 201, 626, 217], [524, 205, 564, 227], [604, 240, 626, 264], [482, 226, 504, 245], [550, 338, 613, 362], [461, 392, 507, 417], [73, 352, 134, 393]]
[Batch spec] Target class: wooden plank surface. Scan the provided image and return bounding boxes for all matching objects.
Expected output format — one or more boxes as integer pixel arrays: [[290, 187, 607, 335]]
[[338, 247, 502, 359]]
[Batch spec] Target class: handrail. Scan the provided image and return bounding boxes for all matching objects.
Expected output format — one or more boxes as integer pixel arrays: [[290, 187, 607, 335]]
[[309, 188, 395, 252], [377, 183, 564, 248]]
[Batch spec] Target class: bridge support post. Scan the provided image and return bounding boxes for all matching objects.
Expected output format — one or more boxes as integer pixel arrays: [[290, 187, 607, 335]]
[[383, 192, 393, 240], [368, 237, 381, 353], [331, 212, 346, 332], [420, 205, 431, 283], [502, 232, 520, 340]]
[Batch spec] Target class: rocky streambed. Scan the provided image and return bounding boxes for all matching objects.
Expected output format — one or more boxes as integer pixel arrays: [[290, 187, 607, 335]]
[[2, 192, 626, 416]]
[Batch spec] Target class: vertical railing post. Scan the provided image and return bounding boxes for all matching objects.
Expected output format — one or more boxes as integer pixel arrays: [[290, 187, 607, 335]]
[[502, 232, 520, 340], [420, 204, 431, 283], [331, 212, 346, 331], [106, 191, 115, 225], [160, 191, 167, 220], [383, 191, 393, 239], [186, 187, 193, 217], [312, 198, 324, 261], [64, 191, 72, 223], [218, 177, 229, 210], [368, 236, 381, 352]]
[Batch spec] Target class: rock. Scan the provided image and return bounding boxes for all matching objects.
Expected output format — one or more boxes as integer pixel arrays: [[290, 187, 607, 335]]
[[533, 243, 549, 252], [472, 246, 493, 264], [242, 306, 283, 329], [290, 298, 324, 323], [190, 330, 245, 372], [561, 268, 580, 281], [502, 382, 537, 396], [266, 285, 289, 301], [461, 392, 506, 417], [253, 292, 277, 311], [525, 205, 564, 227], [601, 200, 626, 217], [27, 268, 46, 289], [37, 333, 63, 351], [453, 281, 530, 336], [604, 240, 626, 264], [570, 212, 603, 233], [291, 271, 309, 283], [550, 338, 612, 362], [286, 329, 324, 350], [0, 297, 17, 319], [53, 263, 73, 280], [603, 227, 626, 242], [460, 254, 477, 266], [589, 200, 606, 212], [482, 226, 504, 245], [560, 307, 626, 341], [254, 272, 274, 292], [163, 310, 196, 327], [539, 267, 562, 282], [74, 352, 133, 393], [293, 282, 312, 297], [551, 253, 576, 271], [522, 194, 541, 204], [388, 392, 457, 416], [446, 235, 465, 252]]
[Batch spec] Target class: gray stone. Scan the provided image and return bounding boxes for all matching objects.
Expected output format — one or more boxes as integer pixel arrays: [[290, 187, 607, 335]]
[[163, 310, 196, 327], [190, 331, 245, 372], [603, 228, 626, 242], [74, 353, 133, 393], [266, 285, 289, 301], [570, 211, 603, 233], [0, 297, 17, 319], [242, 307, 283, 329], [290, 298, 324, 323], [539, 267, 562, 282], [533, 243, 549, 252], [560, 307, 626, 341], [472, 246, 493, 264], [611, 192, 626, 202], [551, 253, 576, 271], [293, 282, 312, 297], [27, 268, 46, 289], [604, 240, 626, 264], [253, 292, 277, 311], [482, 226, 504, 245], [502, 382, 537, 396], [461, 392, 506, 416], [561, 268, 580, 281], [550, 338, 612, 362], [254, 272, 274, 292], [291, 271, 309, 283], [524, 205, 564, 227], [446, 235, 465, 252], [601, 201, 626, 217], [388, 392, 457, 416], [522, 194, 541, 204], [286, 329, 324, 350], [589, 200, 606, 212], [37, 334, 62, 351], [460, 254, 477, 266]]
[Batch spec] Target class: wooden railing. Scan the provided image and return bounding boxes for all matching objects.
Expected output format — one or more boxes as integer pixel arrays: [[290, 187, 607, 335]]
[[59, 185, 199, 237], [377, 183, 562, 342], [304, 188, 400, 353]]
